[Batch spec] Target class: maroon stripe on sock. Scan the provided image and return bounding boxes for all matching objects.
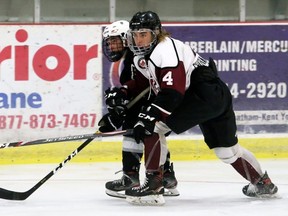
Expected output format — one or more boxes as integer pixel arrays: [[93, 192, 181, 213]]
[[231, 157, 261, 184], [144, 133, 161, 171]]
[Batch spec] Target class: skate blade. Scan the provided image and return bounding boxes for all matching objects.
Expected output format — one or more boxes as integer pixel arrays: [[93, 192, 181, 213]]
[[255, 193, 281, 199], [106, 188, 180, 199], [245, 186, 279, 199], [105, 189, 126, 199], [164, 188, 180, 196], [126, 194, 165, 206]]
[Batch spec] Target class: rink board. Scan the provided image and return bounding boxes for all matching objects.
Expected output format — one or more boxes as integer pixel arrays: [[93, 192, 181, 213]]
[[0, 136, 287, 164]]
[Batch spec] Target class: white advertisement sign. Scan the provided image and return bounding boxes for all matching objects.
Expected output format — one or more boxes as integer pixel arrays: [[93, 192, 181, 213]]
[[0, 25, 103, 142]]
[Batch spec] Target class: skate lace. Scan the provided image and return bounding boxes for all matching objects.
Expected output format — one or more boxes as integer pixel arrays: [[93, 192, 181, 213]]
[[111, 170, 128, 185], [132, 177, 149, 191], [114, 170, 123, 175], [246, 173, 273, 194], [246, 183, 258, 193]]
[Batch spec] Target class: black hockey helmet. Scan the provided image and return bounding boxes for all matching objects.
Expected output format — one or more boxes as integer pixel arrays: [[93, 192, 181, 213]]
[[129, 11, 162, 31], [128, 11, 161, 55]]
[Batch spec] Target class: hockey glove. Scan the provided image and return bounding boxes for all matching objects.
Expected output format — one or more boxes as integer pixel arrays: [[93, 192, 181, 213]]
[[98, 113, 124, 132], [104, 87, 129, 116], [133, 105, 160, 144]]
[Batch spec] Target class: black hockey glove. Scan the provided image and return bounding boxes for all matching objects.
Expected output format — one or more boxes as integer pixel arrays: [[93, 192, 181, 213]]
[[98, 113, 124, 132], [133, 105, 160, 144], [104, 87, 129, 116]]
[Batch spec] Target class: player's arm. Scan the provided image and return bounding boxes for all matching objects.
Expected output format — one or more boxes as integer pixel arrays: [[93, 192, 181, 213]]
[[132, 64, 186, 143], [123, 71, 150, 99], [119, 49, 135, 85], [152, 64, 186, 118]]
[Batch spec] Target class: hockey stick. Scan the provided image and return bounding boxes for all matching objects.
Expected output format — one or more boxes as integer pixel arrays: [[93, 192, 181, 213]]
[[0, 129, 132, 201], [0, 87, 149, 149], [0, 132, 120, 149], [126, 86, 149, 109], [0, 87, 149, 200]]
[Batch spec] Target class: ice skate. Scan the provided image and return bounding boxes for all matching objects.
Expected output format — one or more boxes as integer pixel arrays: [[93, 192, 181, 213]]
[[105, 171, 140, 198], [125, 171, 165, 206], [163, 163, 180, 196], [242, 171, 278, 198]]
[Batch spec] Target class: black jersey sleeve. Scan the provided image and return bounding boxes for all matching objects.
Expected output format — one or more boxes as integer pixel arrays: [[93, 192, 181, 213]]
[[119, 49, 135, 85]]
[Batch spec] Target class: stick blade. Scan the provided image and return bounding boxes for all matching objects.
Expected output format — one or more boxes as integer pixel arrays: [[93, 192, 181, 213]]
[[0, 187, 29, 200]]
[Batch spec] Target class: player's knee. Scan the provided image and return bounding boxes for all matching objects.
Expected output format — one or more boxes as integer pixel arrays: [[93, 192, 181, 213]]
[[122, 136, 144, 152], [154, 121, 171, 135], [213, 144, 243, 164]]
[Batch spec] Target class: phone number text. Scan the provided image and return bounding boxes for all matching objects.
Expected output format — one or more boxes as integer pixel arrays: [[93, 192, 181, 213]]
[[0, 113, 97, 129], [228, 82, 287, 99]]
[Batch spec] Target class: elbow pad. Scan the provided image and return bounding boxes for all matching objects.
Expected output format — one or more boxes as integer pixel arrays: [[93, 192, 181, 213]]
[[153, 88, 183, 113]]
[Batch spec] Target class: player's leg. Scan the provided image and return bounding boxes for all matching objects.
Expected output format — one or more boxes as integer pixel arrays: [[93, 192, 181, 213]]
[[105, 135, 143, 198], [163, 151, 179, 196], [213, 143, 278, 197], [201, 101, 278, 198], [125, 132, 167, 205], [155, 121, 179, 196]]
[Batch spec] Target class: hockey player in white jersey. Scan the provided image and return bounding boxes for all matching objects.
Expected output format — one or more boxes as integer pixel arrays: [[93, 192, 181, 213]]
[[104, 11, 278, 205], [98, 20, 179, 198]]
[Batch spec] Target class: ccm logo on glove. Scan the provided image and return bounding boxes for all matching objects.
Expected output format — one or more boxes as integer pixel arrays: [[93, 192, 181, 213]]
[[133, 105, 161, 144], [138, 113, 156, 121]]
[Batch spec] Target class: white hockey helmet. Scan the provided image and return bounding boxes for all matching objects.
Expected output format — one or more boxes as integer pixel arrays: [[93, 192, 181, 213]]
[[103, 20, 130, 61]]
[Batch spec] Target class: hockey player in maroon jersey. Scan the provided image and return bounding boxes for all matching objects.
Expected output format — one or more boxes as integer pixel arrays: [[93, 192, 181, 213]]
[[98, 20, 179, 199], [104, 11, 278, 205]]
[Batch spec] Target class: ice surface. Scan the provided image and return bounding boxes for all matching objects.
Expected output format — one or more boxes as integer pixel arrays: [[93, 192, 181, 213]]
[[0, 159, 287, 216]]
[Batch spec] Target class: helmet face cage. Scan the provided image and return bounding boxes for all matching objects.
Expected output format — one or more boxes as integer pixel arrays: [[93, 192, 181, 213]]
[[102, 20, 129, 62], [128, 11, 161, 55], [102, 36, 126, 62], [127, 29, 157, 56]]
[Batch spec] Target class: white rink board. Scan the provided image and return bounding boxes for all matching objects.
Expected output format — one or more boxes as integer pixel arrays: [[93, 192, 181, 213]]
[[0, 25, 103, 142]]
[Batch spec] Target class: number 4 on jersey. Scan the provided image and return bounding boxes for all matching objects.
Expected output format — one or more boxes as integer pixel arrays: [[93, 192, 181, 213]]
[[162, 71, 173, 85]]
